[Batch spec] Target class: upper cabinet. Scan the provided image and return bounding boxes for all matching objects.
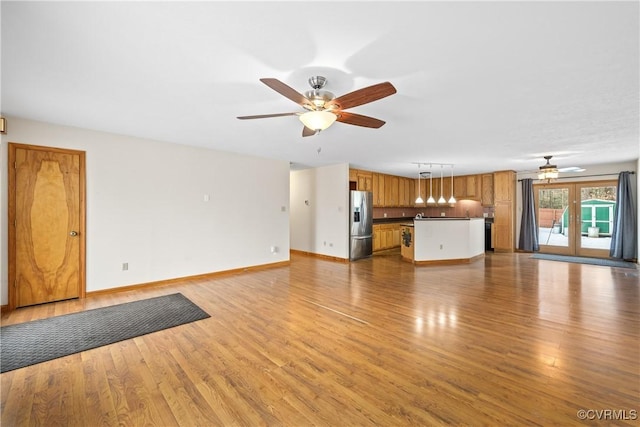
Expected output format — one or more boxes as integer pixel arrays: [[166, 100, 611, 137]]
[[493, 171, 514, 202], [351, 168, 498, 208], [453, 176, 467, 199], [481, 174, 494, 206], [445, 175, 480, 200], [453, 175, 479, 200], [384, 175, 400, 207], [351, 169, 373, 192], [465, 175, 478, 198], [372, 173, 386, 206]]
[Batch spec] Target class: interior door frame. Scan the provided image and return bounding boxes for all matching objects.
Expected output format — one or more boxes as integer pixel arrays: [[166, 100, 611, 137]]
[[534, 179, 617, 258], [8, 142, 87, 310]]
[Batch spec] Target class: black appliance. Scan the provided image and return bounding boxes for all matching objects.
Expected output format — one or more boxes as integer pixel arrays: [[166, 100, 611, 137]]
[[485, 218, 494, 251]]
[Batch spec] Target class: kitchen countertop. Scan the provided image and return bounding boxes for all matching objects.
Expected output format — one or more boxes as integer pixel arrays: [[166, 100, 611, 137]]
[[375, 216, 491, 223], [414, 217, 482, 220], [373, 217, 415, 224]]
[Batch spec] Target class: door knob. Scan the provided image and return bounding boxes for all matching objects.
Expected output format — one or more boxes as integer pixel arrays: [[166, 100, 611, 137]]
[[69, 231, 79, 237]]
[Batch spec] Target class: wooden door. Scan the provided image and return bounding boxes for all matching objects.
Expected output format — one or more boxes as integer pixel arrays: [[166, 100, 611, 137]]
[[9, 143, 86, 309]]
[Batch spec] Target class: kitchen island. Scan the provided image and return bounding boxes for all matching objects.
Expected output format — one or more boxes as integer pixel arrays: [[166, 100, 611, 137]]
[[401, 218, 485, 265]]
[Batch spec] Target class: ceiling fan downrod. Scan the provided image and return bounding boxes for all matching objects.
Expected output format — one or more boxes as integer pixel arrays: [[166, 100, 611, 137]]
[[305, 76, 335, 110]]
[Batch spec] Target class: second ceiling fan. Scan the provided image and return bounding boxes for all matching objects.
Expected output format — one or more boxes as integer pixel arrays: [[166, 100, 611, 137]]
[[237, 76, 397, 137]]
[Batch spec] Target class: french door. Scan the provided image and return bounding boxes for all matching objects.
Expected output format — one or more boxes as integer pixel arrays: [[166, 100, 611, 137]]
[[534, 180, 617, 258]]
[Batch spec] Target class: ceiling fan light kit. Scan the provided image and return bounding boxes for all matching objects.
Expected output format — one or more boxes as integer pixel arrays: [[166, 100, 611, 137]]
[[238, 75, 396, 137], [299, 110, 337, 131], [538, 155, 559, 181]]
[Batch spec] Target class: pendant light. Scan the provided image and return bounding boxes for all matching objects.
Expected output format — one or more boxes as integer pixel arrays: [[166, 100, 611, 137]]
[[448, 164, 456, 204], [427, 164, 436, 204], [437, 165, 446, 204], [415, 165, 424, 204]]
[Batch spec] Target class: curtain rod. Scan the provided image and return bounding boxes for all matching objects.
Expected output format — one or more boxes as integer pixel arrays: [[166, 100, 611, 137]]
[[518, 171, 635, 182]]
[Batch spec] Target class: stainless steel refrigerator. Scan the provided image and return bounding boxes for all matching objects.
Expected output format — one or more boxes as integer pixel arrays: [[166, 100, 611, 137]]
[[349, 190, 373, 260]]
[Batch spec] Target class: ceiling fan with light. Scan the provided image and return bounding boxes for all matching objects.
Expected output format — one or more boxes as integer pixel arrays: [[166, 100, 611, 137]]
[[528, 155, 586, 180], [237, 76, 397, 137]]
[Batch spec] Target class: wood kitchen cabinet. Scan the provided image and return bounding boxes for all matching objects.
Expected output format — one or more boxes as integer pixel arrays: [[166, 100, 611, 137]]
[[398, 178, 408, 206], [454, 176, 467, 199], [492, 171, 516, 252], [384, 175, 399, 207], [373, 224, 382, 251], [373, 223, 403, 251], [465, 175, 478, 198], [481, 173, 494, 206], [357, 171, 373, 192], [352, 168, 492, 208], [398, 177, 414, 207], [407, 178, 415, 206], [372, 173, 385, 206], [350, 169, 373, 192], [453, 174, 479, 200]]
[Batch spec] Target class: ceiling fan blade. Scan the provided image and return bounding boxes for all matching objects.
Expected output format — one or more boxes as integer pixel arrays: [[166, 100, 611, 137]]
[[328, 82, 397, 110], [302, 126, 317, 137], [336, 111, 386, 128], [260, 78, 313, 108], [237, 112, 299, 120]]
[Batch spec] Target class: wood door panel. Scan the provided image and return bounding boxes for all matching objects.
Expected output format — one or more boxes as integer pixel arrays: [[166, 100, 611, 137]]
[[11, 144, 85, 308]]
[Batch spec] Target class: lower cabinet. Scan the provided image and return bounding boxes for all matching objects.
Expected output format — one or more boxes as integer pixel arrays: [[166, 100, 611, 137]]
[[373, 223, 403, 251]]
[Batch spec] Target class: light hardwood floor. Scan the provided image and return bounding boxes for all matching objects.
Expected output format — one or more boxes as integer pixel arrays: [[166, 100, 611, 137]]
[[1, 252, 639, 426]]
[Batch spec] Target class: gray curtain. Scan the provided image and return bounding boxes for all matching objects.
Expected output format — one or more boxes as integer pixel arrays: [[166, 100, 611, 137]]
[[518, 178, 539, 251], [610, 172, 637, 260]]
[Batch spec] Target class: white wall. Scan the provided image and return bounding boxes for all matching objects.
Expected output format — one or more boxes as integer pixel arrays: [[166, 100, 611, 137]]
[[413, 218, 484, 261], [290, 164, 350, 259], [515, 160, 638, 254], [0, 117, 291, 304]]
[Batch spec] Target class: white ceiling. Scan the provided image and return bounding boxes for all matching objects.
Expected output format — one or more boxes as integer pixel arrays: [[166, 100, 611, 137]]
[[2, 1, 638, 177]]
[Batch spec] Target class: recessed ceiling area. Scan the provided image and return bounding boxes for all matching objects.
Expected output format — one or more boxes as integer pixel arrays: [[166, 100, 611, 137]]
[[2, 1, 638, 177]]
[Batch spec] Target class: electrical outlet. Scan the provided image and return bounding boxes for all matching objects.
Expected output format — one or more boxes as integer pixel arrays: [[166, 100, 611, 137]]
[[122, 262, 128, 271], [439, 244, 443, 250]]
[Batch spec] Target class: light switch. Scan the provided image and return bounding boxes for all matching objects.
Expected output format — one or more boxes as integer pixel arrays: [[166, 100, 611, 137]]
[[203, 194, 210, 202]]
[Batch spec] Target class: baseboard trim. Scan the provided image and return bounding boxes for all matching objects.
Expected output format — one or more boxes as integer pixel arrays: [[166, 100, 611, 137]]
[[0, 261, 291, 313], [84, 260, 290, 298], [290, 249, 349, 263]]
